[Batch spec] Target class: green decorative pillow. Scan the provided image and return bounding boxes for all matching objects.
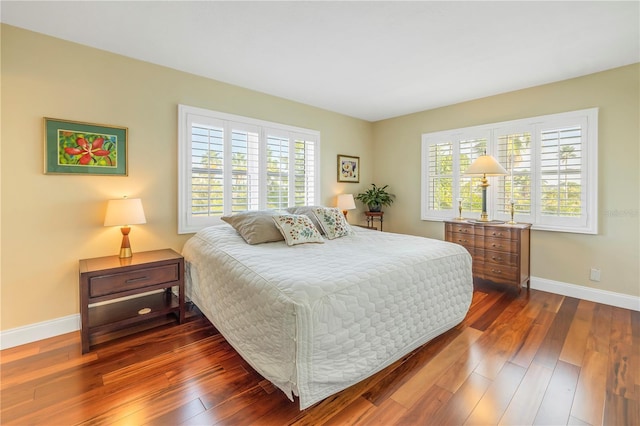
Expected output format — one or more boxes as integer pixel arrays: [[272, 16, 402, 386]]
[[272, 214, 324, 246], [221, 210, 285, 244], [312, 207, 355, 240]]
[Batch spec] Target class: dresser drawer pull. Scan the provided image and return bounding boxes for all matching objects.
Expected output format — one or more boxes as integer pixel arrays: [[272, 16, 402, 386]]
[[491, 243, 502, 249], [457, 228, 469, 233], [491, 269, 502, 274], [491, 256, 503, 262], [491, 231, 505, 237], [125, 276, 150, 284], [457, 239, 469, 243]]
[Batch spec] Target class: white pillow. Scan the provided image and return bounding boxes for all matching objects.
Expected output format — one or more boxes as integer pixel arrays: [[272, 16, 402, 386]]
[[272, 214, 324, 246], [312, 207, 355, 240]]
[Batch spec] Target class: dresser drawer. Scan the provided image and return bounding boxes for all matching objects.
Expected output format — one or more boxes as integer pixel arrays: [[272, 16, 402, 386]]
[[480, 226, 516, 240], [449, 232, 475, 248], [479, 263, 519, 283], [90, 264, 179, 298], [482, 237, 517, 253], [446, 223, 478, 235], [479, 249, 519, 267]]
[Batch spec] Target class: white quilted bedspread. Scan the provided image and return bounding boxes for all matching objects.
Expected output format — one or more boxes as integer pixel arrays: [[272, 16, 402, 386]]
[[182, 224, 473, 409]]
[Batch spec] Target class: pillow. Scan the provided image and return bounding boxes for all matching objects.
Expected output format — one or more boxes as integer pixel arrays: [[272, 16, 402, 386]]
[[272, 214, 324, 246], [221, 210, 285, 244], [285, 205, 325, 234], [312, 207, 355, 240]]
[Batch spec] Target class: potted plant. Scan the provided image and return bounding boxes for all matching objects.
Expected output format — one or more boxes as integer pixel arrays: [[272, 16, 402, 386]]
[[355, 184, 395, 212]]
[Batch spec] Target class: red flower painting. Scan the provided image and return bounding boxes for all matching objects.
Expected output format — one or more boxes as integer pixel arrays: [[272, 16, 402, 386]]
[[64, 137, 112, 165]]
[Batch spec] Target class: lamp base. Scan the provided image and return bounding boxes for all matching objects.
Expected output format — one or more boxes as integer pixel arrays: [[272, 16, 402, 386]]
[[118, 226, 133, 258]]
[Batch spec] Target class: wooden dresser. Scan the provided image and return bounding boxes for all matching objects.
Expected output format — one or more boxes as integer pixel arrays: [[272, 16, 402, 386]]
[[444, 220, 531, 291]]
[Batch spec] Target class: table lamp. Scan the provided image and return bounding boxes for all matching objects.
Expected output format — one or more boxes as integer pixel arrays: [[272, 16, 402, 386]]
[[104, 197, 147, 258], [464, 153, 507, 222], [337, 193, 356, 218]]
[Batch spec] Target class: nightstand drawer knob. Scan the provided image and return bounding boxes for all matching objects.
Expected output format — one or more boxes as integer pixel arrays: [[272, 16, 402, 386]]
[[491, 269, 502, 274], [125, 276, 150, 284], [138, 307, 152, 315], [491, 256, 503, 261]]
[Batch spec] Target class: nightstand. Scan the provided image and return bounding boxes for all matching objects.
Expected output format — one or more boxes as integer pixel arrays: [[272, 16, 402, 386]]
[[79, 249, 185, 353], [364, 211, 384, 231]]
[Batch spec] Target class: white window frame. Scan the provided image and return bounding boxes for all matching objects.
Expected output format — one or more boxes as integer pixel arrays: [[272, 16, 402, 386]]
[[421, 108, 598, 234], [178, 104, 321, 234]]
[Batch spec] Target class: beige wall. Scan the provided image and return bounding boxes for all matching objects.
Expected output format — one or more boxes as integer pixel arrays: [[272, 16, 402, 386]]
[[2, 25, 638, 333], [372, 63, 640, 298], [0, 25, 373, 330]]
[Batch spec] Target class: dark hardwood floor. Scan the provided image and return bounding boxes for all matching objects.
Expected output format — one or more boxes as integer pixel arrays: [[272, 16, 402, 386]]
[[1, 281, 638, 425]]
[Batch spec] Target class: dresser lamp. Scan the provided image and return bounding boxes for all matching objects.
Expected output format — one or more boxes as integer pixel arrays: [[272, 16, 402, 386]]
[[104, 197, 146, 258], [464, 153, 507, 222], [337, 193, 356, 218]]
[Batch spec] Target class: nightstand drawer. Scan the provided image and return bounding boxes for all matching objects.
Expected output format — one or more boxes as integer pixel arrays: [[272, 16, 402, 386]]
[[90, 264, 179, 297]]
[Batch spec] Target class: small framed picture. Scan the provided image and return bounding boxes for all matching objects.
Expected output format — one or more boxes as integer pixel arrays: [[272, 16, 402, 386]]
[[337, 154, 360, 183], [44, 117, 128, 175]]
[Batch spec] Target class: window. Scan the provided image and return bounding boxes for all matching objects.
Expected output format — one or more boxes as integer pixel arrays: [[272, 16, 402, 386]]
[[178, 105, 320, 233], [421, 108, 598, 234]]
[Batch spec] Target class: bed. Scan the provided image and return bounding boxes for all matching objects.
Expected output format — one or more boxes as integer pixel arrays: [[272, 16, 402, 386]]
[[182, 211, 473, 409]]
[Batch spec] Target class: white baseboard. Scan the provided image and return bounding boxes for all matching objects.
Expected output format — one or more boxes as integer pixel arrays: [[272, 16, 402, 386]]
[[0, 314, 80, 351], [529, 276, 640, 311], [1, 279, 638, 351]]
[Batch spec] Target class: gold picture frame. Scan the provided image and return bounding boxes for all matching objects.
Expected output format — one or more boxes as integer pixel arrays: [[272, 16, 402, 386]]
[[337, 154, 359, 183], [44, 117, 128, 175]]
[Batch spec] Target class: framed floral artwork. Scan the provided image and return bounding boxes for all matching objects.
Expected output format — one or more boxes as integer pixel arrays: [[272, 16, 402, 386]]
[[44, 118, 128, 175], [337, 154, 359, 183]]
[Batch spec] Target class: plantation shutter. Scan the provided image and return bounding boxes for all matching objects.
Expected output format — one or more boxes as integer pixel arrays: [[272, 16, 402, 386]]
[[265, 132, 290, 210], [495, 129, 533, 223], [178, 105, 320, 233], [536, 117, 590, 230], [190, 119, 225, 218], [229, 123, 260, 213], [458, 137, 488, 215], [421, 108, 597, 233], [293, 136, 317, 207], [423, 140, 454, 219]]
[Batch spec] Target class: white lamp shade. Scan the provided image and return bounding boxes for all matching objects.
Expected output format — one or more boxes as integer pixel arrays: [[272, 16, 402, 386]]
[[337, 194, 356, 210], [464, 155, 508, 176], [104, 198, 147, 226]]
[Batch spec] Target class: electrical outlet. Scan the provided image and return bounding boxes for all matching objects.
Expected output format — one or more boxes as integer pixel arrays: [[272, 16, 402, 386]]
[[590, 268, 601, 282]]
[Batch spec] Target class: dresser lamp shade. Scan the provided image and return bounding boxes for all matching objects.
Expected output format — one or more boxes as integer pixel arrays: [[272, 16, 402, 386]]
[[337, 193, 356, 218], [464, 154, 508, 176], [104, 197, 146, 258], [464, 154, 507, 221]]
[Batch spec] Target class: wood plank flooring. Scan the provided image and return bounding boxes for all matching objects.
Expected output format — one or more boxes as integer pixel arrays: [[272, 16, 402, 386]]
[[1, 281, 638, 425]]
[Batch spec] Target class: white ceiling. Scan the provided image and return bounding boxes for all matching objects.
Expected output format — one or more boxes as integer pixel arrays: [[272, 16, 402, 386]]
[[2, 1, 639, 121]]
